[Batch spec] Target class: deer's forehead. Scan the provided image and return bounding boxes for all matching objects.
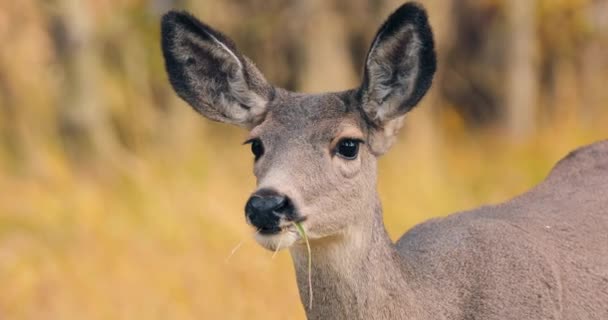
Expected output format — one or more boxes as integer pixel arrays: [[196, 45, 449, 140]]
[[271, 93, 352, 125], [252, 93, 363, 143]]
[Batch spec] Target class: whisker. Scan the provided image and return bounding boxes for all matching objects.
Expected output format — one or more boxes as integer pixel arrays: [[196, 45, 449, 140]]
[[272, 232, 286, 259], [225, 229, 261, 263], [225, 239, 245, 263]]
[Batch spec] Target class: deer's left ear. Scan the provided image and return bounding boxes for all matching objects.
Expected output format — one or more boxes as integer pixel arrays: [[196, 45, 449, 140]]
[[162, 11, 273, 128], [358, 3, 436, 154]]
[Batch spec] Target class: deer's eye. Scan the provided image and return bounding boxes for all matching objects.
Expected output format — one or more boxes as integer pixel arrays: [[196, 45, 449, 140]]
[[336, 139, 362, 160], [246, 138, 264, 161]]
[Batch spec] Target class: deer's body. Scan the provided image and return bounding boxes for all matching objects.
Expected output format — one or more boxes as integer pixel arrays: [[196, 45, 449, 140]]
[[397, 142, 608, 319], [295, 140, 608, 320], [161, 2, 608, 319]]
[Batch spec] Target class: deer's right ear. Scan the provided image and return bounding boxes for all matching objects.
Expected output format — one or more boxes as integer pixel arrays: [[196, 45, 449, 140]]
[[358, 3, 436, 154], [161, 11, 273, 128]]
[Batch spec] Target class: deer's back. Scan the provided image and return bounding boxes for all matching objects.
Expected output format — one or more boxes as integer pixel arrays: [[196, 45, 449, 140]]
[[396, 140, 608, 319]]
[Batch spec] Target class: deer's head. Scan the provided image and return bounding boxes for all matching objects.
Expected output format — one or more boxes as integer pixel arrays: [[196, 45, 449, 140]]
[[161, 2, 436, 250]]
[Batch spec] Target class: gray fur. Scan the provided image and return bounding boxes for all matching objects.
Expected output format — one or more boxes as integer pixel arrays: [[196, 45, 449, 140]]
[[161, 3, 608, 319], [290, 140, 608, 319], [359, 3, 436, 154], [363, 25, 421, 123], [161, 11, 272, 128]]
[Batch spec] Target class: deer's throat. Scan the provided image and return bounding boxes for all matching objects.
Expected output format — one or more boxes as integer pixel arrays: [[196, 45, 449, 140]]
[[289, 205, 415, 319]]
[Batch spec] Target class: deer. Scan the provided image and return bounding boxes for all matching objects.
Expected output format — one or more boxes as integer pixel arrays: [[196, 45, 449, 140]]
[[161, 2, 608, 319]]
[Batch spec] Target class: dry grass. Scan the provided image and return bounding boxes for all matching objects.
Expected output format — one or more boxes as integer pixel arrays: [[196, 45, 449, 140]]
[[1, 110, 606, 319]]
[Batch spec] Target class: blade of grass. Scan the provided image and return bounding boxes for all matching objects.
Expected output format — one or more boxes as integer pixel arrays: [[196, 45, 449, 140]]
[[294, 221, 313, 310]]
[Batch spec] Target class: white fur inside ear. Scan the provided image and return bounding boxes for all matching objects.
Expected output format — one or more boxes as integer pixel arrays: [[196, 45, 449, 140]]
[[368, 115, 406, 155], [204, 31, 268, 127], [205, 31, 243, 70], [227, 69, 268, 126], [364, 26, 421, 123]]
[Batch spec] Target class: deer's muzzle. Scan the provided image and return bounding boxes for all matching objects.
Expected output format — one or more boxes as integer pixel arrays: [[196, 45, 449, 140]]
[[245, 188, 297, 234]]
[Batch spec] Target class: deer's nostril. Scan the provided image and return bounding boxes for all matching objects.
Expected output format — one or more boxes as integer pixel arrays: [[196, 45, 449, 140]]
[[245, 189, 293, 234], [249, 195, 286, 213]]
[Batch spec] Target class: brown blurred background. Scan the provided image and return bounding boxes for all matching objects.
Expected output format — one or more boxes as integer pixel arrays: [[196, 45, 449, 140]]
[[0, 0, 607, 319]]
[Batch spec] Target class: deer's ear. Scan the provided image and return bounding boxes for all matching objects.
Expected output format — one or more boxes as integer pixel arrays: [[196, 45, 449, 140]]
[[161, 11, 273, 128], [358, 3, 436, 154]]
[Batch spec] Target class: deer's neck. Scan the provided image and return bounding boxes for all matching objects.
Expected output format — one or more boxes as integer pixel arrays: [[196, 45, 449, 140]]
[[289, 199, 424, 320]]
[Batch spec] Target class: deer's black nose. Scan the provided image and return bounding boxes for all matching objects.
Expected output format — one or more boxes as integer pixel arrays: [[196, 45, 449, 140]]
[[245, 189, 292, 234]]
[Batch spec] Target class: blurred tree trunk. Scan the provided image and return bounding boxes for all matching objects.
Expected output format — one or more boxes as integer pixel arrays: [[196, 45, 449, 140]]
[[150, 0, 183, 15], [437, 0, 504, 127], [49, 0, 117, 161], [580, 0, 608, 124], [505, 0, 538, 139], [0, 64, 25, 165], [299, 0, 358, 92]]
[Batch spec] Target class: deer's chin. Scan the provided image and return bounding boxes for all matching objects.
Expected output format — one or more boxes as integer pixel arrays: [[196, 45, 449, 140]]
[[254, 228, 299, 251]]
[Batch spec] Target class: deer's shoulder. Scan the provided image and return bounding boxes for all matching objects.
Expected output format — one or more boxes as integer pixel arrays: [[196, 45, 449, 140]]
[[396, 211, 564, 319], [396, 140, 608, 260]]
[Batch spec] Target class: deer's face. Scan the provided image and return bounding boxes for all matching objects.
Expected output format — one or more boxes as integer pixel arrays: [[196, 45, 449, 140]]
[[161, 3, 436, 250], [243, 93, 377, 249]]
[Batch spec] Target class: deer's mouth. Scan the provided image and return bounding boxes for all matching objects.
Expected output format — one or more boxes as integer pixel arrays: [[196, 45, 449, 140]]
[[257, 225, 282, 235], [256, 213, 306, 236], [254, 224, 301, 251]]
